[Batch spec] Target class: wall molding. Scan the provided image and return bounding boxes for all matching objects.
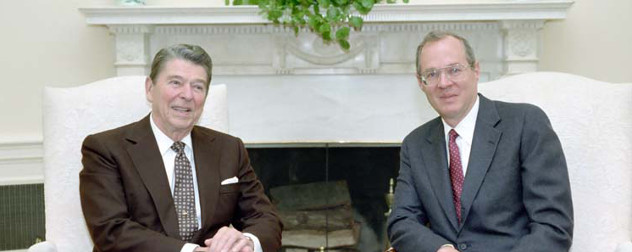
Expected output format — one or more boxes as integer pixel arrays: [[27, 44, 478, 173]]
[[80, 1, 573, 25], [0, 141, 44, 185]]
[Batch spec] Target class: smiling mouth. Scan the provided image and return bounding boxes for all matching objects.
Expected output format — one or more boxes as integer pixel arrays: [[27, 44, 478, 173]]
[[440, 94, 457, 100], [172, 106, 192, 113]]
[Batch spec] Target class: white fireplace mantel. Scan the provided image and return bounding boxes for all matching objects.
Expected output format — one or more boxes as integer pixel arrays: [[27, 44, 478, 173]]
[[80, 0, 573, 77], [81, 1, 572, 24], [77, 1, 574, 144]]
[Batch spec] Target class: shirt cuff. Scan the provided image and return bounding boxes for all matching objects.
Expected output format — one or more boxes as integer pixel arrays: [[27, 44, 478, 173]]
[[243, 233, 262, 252], [181, 243, 199, 252], [440, 244, 455, 250]]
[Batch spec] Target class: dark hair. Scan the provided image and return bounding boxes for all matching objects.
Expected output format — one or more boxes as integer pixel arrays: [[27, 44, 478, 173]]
[[415, 31, 476, 76], [149, 44, 213, 91]]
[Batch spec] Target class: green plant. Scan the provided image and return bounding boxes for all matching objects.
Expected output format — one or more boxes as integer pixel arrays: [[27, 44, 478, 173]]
[[232, 0, 259, 5], [258, 0, 406, 50]]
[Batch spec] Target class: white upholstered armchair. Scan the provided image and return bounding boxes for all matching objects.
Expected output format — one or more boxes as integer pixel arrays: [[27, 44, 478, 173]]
[[479, 72, 632, 252], [30, 76, 228, 252], [386, 72, 632, 252]]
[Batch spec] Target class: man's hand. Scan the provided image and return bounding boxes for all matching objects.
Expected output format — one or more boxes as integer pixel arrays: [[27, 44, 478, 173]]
[[203, 226, 254, 252]]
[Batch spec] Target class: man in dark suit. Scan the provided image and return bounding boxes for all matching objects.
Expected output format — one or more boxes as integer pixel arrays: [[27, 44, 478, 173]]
[[80, 44, 282, 252], [386, 31, 573, 252]]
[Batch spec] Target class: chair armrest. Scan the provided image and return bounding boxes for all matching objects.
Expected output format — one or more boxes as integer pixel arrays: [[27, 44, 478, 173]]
[[616, 241, 632, 252], [28, 241, 57, 252]]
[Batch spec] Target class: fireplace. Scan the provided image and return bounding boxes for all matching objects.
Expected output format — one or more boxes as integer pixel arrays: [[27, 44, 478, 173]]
[[78, 2, 574, 250], [246, 143, 400, 251]]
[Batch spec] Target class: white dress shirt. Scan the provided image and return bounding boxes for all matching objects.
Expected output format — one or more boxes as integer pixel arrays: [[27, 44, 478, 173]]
[[442, 96, 480, 176], [150, 114, 262, 252]]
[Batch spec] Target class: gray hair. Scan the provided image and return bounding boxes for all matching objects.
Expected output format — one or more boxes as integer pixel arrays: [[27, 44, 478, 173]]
[[415, 31, 476, 76], [149, 44, 213, 92]]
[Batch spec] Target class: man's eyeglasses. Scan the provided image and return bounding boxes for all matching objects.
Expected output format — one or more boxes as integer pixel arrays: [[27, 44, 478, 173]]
[[418, 63, 472, 86]]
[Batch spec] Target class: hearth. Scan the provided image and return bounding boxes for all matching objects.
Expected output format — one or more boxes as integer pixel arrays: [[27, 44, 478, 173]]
[[246, 143, 400, 252]]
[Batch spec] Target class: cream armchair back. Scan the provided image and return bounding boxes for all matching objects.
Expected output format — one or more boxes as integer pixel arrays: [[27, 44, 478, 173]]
[[29, 76, 228, 252], [479, 72, 632, 252]]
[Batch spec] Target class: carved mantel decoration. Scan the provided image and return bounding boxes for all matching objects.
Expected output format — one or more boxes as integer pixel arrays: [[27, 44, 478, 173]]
[[81, 1, 573, 79]]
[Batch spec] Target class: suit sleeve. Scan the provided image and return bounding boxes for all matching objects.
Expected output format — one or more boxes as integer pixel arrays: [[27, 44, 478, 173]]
[[80, 135, 186, 252], [510, 106, 573, 252], [230, 138, 283, 252], [387, 140, 452, 252]]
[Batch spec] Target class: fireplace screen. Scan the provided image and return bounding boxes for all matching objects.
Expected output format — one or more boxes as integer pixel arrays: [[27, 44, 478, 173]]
[[247, 144, 400, 252]]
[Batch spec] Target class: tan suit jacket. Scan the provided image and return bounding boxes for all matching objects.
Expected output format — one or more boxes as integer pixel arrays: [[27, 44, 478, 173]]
[[80, 115, 282, 252]]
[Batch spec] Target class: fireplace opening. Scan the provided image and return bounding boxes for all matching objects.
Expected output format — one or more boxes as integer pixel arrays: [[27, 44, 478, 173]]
[[246, 143, 400, 252]]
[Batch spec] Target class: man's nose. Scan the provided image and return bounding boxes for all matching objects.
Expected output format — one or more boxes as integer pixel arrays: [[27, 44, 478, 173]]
[[436, 70, 452, 88], [179, 83, 194, 100]]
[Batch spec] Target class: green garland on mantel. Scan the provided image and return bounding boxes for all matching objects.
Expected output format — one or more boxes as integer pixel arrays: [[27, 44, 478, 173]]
[[232, 0, 408, 50]]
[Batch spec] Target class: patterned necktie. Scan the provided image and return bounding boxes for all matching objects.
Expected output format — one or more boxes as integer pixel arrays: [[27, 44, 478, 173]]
[[171, 141, 198, 241], [448, 129, 465, 223]]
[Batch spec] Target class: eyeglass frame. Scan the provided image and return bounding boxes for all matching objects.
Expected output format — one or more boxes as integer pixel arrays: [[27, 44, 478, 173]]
[[416, 63, 475, 86]]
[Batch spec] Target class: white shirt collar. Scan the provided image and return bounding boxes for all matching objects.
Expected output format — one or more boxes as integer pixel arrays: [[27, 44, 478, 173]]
[[149, 113, 193, 156]]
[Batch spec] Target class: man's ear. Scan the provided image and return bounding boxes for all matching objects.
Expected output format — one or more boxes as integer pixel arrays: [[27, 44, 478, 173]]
[[145, 77, 154, 103], [416, 75, 427, 92], [473, 61, 480, 81]]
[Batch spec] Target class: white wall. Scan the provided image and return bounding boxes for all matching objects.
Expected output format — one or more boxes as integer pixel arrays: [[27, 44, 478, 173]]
[[0, 0, 630, 183], [540, 0, 632, 83], [0, 0, 630, 144], [0, 0, 114, 144]]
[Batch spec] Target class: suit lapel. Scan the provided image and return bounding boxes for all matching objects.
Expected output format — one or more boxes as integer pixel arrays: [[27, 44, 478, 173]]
[[423, 119, 460, 231], [125, 115, 180, 238], [459, 95, 501, 226], [191, 127, 220, 235]]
